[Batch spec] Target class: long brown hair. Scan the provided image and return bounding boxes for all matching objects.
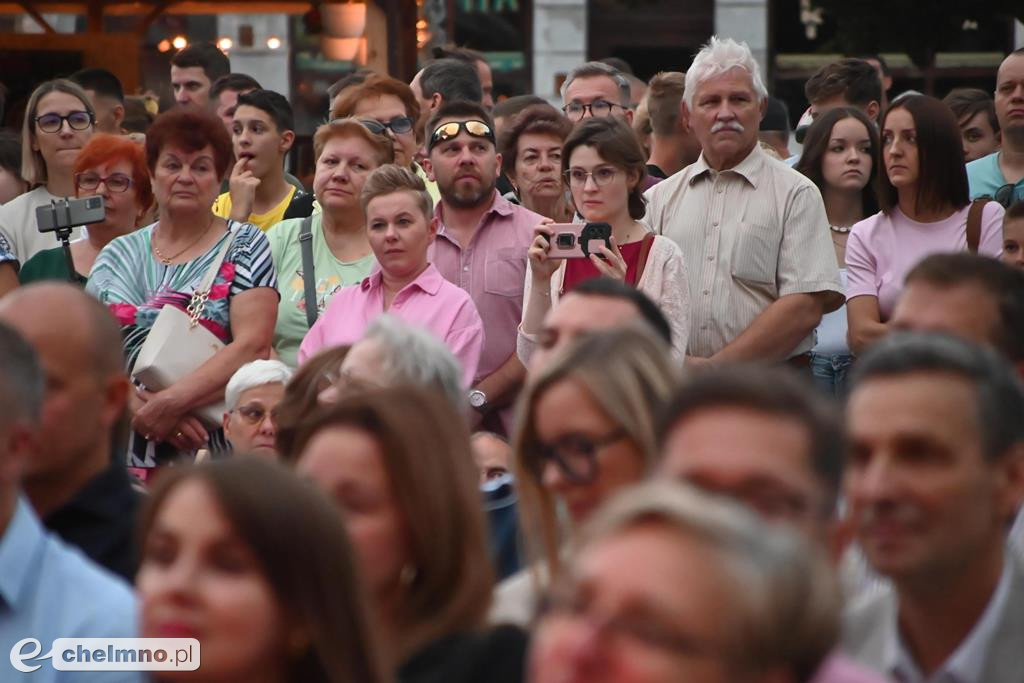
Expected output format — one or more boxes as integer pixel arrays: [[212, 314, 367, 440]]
[[876, 95, 970, 216], [794, 106, 879, 218], [138, 458, 387, 683], [292, 386, 494, 659]]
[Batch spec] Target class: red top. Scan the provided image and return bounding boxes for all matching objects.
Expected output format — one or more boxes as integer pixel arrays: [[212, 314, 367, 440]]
[[561, 239, 646, 294]]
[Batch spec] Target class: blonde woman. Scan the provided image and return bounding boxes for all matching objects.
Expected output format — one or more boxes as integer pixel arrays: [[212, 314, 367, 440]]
[[492, 325, 679, 625]]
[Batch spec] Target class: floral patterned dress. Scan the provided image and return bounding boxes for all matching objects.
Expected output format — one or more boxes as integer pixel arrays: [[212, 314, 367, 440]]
[[86, 220, 277, 467]]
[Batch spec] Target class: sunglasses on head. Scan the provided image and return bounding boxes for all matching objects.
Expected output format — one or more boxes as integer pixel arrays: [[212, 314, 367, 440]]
[[427, 119, 494, 152]]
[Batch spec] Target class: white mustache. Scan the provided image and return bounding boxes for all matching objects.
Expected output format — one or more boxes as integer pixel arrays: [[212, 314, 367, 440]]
[[711, 120, 745, 133]]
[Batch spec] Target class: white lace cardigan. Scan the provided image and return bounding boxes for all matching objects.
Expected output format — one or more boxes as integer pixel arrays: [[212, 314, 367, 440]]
[[517, 234, 690, 364]]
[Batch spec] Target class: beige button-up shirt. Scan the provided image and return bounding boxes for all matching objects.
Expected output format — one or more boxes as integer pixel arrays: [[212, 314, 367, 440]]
[[642, 145, 843, 358]]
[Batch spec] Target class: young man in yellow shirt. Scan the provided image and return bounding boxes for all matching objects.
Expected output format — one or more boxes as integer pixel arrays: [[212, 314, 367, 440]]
[[213, 89, 312, 230]]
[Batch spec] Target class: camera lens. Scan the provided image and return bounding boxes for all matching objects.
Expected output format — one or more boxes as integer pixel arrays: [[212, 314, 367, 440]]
[[556, 234, 575, 248]]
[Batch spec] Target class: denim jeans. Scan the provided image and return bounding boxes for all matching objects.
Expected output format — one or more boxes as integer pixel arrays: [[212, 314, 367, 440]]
[[810, 352, 854, 397]]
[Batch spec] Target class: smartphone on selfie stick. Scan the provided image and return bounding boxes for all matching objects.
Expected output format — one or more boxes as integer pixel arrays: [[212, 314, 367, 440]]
[[546, 222, 613, 259], [35, 196, 106, 283]]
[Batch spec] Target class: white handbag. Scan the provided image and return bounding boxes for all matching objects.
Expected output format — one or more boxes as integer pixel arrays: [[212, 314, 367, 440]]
[[132, 230, 236, 427]]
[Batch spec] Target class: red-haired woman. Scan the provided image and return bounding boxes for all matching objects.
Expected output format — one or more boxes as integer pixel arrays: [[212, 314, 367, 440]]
[[19, 133, 154, 284], [86, 108, 278, 468]]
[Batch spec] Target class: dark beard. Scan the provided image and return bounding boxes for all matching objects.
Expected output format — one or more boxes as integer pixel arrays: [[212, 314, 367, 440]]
[[441, 180, 496, 209]]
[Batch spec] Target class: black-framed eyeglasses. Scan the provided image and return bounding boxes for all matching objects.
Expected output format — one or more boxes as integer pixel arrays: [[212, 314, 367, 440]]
[[994, 182, 1021, 208], [534, 428, 628, 484], [561, 100, 625, 122], [234, 404, 279, 426], [35, 111, 94, 134], [75, 172, 133, 193], [428, 119, 495, 152], [359, 116, 415, 136]]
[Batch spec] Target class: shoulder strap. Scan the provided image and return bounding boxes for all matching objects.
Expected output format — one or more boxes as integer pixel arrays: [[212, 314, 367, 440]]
[[629, 232, 656, 287], [299, 215, 318, 328], [198, 225, 237, 293], [282, 190, 315, 221], [966, 198, 989, 254]]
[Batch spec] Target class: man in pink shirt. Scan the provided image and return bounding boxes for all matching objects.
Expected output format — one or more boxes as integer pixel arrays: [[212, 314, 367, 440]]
[[423, 101, 543, 433], [299, 165, 484, 386]]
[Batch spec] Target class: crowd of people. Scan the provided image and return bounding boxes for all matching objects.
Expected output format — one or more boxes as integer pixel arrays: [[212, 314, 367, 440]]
[[0, 32, 1023, 683]]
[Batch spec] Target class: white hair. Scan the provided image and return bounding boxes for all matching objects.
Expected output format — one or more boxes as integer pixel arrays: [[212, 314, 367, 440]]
[[225, 360, 294, 411], [684, 35, 768, 110], [361, 314, 466, 412]]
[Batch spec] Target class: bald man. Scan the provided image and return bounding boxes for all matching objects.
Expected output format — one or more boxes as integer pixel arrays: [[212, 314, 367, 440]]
[[0, 283, 141, 580]]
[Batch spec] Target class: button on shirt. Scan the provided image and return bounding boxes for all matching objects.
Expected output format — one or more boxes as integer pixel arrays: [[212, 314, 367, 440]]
[[642, 145, 842, 358], [430, 191, 541, 383], [0, 497, 140, 683], [298, 263, 484, 386], [885, 558, 1013, 683]]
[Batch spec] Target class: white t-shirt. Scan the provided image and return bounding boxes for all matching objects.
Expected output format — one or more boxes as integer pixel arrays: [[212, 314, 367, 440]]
[[0, 186, 83, 262]]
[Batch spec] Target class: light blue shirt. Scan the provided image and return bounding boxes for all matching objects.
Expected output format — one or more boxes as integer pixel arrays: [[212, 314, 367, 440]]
[[0, 497, 140, 682], [966, 152, 1024, 203]]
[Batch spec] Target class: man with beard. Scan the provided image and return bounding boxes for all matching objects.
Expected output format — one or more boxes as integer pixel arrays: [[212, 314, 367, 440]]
[[423, 101, 542, 434], [842, 333, 1024, 681]]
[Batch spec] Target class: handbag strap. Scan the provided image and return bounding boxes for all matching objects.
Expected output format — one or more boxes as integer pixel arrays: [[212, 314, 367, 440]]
[[628, 232, 656, 287], [966, 198, 989, 254], [187, 223, 237, 327], [299, 215, 318, 328]]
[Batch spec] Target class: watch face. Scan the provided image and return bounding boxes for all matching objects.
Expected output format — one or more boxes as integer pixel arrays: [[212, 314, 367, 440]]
[[469, 390, 486, 408]]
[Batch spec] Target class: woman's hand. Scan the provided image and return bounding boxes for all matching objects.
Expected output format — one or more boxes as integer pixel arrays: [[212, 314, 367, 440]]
[[590, 237, 628, 282], [528, 219, 560, 282], [228, 157, 260, 222], [131, 389, 189, 443], [168, 416, 209, 452]]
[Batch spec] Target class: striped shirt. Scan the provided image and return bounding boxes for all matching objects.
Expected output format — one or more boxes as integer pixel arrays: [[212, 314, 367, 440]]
[[642, 145, 842, 358]]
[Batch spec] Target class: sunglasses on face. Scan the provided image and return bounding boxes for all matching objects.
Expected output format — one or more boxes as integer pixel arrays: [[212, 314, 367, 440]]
[[75, 172, 133, 193], [35, 111, 94, 134], [428, 119, 495, 152], [359, 116, 415, 136]]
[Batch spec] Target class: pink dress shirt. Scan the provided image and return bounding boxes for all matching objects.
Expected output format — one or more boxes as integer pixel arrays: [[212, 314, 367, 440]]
[[298, 263, 485, 386]]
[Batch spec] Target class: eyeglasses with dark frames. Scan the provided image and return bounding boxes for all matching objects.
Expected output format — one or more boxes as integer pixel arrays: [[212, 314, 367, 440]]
[[533, 428, 628, 484], [561, 100, 625, 121], [35, 111, 94, 134]]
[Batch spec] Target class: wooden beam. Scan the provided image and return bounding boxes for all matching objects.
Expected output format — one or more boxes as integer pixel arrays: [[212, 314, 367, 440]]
[[17, 0, 57, 33], [136, 0, 174, 35], [86, 0, 102, 32]]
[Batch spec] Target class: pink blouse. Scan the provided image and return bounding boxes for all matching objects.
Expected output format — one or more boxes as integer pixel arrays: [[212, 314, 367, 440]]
[[298, 264, 485, 386]]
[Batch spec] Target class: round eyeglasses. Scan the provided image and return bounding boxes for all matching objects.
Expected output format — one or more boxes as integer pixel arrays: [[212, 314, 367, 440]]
[[561, 100, 625, 122], [35, 111, 94, 134]]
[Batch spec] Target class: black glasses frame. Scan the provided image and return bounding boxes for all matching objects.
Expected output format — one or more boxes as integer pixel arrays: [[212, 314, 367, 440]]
[[561, 100, 625, 121], [34, 110, 95, 133], [534, 428, 628, 484]]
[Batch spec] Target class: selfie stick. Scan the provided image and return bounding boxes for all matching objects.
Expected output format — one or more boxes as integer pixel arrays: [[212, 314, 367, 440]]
[[44, 200, 79, 284]]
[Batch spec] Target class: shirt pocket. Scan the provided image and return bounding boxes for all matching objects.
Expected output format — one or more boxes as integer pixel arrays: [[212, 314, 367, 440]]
[[729, 220, 778, 287], [484, 247, 526, 297]]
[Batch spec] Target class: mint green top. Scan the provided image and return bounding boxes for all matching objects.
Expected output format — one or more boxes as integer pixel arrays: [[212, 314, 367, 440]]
[[266, 214, 376, 367]]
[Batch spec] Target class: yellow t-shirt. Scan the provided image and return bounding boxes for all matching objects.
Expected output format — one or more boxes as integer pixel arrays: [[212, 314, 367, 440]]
[[212, 186, 298, 232]]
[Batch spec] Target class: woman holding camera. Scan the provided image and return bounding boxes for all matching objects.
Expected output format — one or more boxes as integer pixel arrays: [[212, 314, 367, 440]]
[[520, 117, 690, 362], [0, 79, 96, 263], [20, 134, 153, 284], [87, 108, 278, 468]]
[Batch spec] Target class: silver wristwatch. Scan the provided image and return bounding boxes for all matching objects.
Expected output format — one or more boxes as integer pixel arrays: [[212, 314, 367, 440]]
[[468, 389, 488, 412]]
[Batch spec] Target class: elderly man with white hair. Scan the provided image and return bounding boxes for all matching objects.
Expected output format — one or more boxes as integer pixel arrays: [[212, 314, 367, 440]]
[[642, 36, 843, 368], [222, 359, 293, 458]]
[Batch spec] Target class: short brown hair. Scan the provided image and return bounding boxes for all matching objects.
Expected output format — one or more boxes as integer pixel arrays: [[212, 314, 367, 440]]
[[22, 79, 95, 185], [312, 117, 394, 166], [943, 88, 1000, 134], [330, 73, 421, 128], [876, 95, 969, 216], [140, 459, 387, 683], [804, 58, 882, 109], [498, 103, 572, 177], [562, 116, 648, 219], [1005, 199, 1024, 224], [292, 387, 494, 659], [359, 163, 432, 217], [145, 107, 233, 180], [646, 71, 686, 136]]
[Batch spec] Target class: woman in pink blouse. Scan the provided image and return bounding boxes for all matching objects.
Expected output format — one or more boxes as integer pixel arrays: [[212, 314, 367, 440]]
[[846, 95, 1004, 354], [299, 165, 484, 385]]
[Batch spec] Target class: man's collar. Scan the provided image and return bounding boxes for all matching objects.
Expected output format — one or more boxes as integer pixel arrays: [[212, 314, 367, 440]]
[[688, 144, 764, 188], [434, 188, 509, 232], [0, 497, 44, 609]]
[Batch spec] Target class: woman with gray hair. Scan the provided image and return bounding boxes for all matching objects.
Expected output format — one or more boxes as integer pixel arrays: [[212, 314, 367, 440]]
[[529, 480, 841, 683], [222, 359, 293, 458], [492, 325, 679, 625]]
